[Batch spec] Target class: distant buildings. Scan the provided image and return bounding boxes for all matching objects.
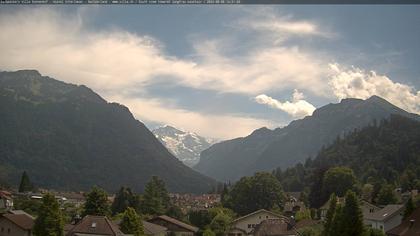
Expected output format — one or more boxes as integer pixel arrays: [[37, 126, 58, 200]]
[[169, 194, 220, 213]]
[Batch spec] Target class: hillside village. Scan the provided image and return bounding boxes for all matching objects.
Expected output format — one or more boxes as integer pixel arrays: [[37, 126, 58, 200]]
[[1, 170, 420, 236]]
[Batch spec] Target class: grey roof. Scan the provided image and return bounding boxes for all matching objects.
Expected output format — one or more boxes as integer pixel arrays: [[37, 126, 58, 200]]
[[365, 204, 404, 222], [143, 220, 167, 235], [150, 215, 199, 233], [232, 209, 287, 223]]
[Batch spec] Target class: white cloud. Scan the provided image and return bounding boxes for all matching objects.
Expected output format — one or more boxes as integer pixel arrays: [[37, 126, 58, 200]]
[[109, 95, 277, 139], [255, 90, 316, 118], [329, 63, 420, 114], [0, 7, 332, 138], [0, 8, 330, 97]]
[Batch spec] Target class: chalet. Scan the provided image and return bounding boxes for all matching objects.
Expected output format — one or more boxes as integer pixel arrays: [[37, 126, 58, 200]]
[[227, 209, 287, 236], [0, 191, 13, 213], [148, 215, 198, 236], [66, 215, 125, 236], [364, 204, 404, 233], [251, 219, 297, 236], [283, 201, 306, 217], [387, 207, 420, 236], [0, 211, 34, 236], [361, 200, 381, 216]]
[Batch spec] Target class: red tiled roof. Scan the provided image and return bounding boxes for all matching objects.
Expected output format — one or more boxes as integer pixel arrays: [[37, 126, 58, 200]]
[[66, 215, 124, 236], [1, 213, 34, 230]]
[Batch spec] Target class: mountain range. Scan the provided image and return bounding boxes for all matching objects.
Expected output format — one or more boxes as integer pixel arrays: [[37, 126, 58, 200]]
[[194, 95, 420, 182], [0, 70, 215, 193], [152, 125, 214, 167]]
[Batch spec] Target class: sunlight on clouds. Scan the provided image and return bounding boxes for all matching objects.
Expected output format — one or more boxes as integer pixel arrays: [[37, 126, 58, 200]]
[[255, 90, 316, 118], [108, 95, 277, 139], [329, 63, 420, 114]]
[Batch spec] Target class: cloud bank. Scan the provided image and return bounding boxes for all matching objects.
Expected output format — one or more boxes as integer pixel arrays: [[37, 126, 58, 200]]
[[329, 63, 420, 114], [255, 90, 316, 118]]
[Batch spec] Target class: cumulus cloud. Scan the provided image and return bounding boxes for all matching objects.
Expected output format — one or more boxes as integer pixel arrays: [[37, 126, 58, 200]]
[[255, 90, 316, 118], [0, 8, 330, 97], [329, 63, 420, 114], [0, 7, 333, 138]]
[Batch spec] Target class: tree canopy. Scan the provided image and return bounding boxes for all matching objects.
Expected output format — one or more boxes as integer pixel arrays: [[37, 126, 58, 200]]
[[82, 186, 111, 217], [120, 207, 144, 236], [224, 172, 284, 215], [33, 193, 64, 236], [141, 176, 170, 215]]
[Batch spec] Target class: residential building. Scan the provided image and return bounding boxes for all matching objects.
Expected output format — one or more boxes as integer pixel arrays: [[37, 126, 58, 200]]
[[364, 204, 404, 233], [0, 212, 34, 236], [148, 215, 198, 236], [361, 200, 382, 215], [143, 220, 167, 236], [0, 191, 13, 213], [66, 215, 125, 236], [251, 219, 297, 236], [386, 207, 420, 236], [227, 209, 287, 236]]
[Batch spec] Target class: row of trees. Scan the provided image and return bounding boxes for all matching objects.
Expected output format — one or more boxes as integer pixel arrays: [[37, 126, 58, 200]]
[[29, 175, 174, 236], [274, 115, 420, 208]]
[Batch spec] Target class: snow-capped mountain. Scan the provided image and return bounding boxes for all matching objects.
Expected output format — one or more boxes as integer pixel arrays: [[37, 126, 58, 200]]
[[152, 125, 215, 167]]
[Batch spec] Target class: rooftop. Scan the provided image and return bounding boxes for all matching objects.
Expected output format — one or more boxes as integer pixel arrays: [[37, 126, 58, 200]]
[[365, 204, 404, 222]]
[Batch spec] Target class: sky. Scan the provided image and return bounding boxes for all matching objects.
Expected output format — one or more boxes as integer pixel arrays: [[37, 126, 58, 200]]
[[0, 5, 419, 139]]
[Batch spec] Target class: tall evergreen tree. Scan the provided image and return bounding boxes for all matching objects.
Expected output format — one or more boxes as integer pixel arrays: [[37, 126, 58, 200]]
[[340, 191, 365, 236], [33, 193, 64, 236], [329, 204, 343, 236], [18, 171, 34, 193], [111, 186, 138, 215], [120, 207, 144, 236], [141, 176, 170, 215], [403, 197, 415, 219], [82, 186, 111, 217], [322, 193, 337, 236]]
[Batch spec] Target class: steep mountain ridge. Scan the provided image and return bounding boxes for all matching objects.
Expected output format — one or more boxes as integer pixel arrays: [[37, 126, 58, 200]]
[[0, 70, 215, 193], [194, 96, 420, 181], [152, 125, 214, 167]]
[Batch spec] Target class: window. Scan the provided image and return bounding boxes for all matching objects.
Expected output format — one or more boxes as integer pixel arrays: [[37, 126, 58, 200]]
[[266, 216, 268, 218], [8, 228, 11, 233], [248, 224, 251, 228]]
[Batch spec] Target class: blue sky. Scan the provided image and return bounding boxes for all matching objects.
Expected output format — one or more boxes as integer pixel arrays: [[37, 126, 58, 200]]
[[0, 5, 419, 139]]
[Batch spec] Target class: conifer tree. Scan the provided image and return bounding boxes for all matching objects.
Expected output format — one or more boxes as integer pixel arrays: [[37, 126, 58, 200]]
[[120, 207, 144, 236], [82, 186, 111, 216], [340, 190, 365, 236], [18, 171, 34, 193], [111, 186, 138, 215], [329, 204, 343, 236], [322, 193, 337, 236], [33, 193, 64, 236], [141, 176, 170, 215]]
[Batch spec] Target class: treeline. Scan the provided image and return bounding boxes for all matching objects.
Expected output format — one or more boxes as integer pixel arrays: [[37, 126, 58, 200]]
[[272, 114, 420, 207]]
